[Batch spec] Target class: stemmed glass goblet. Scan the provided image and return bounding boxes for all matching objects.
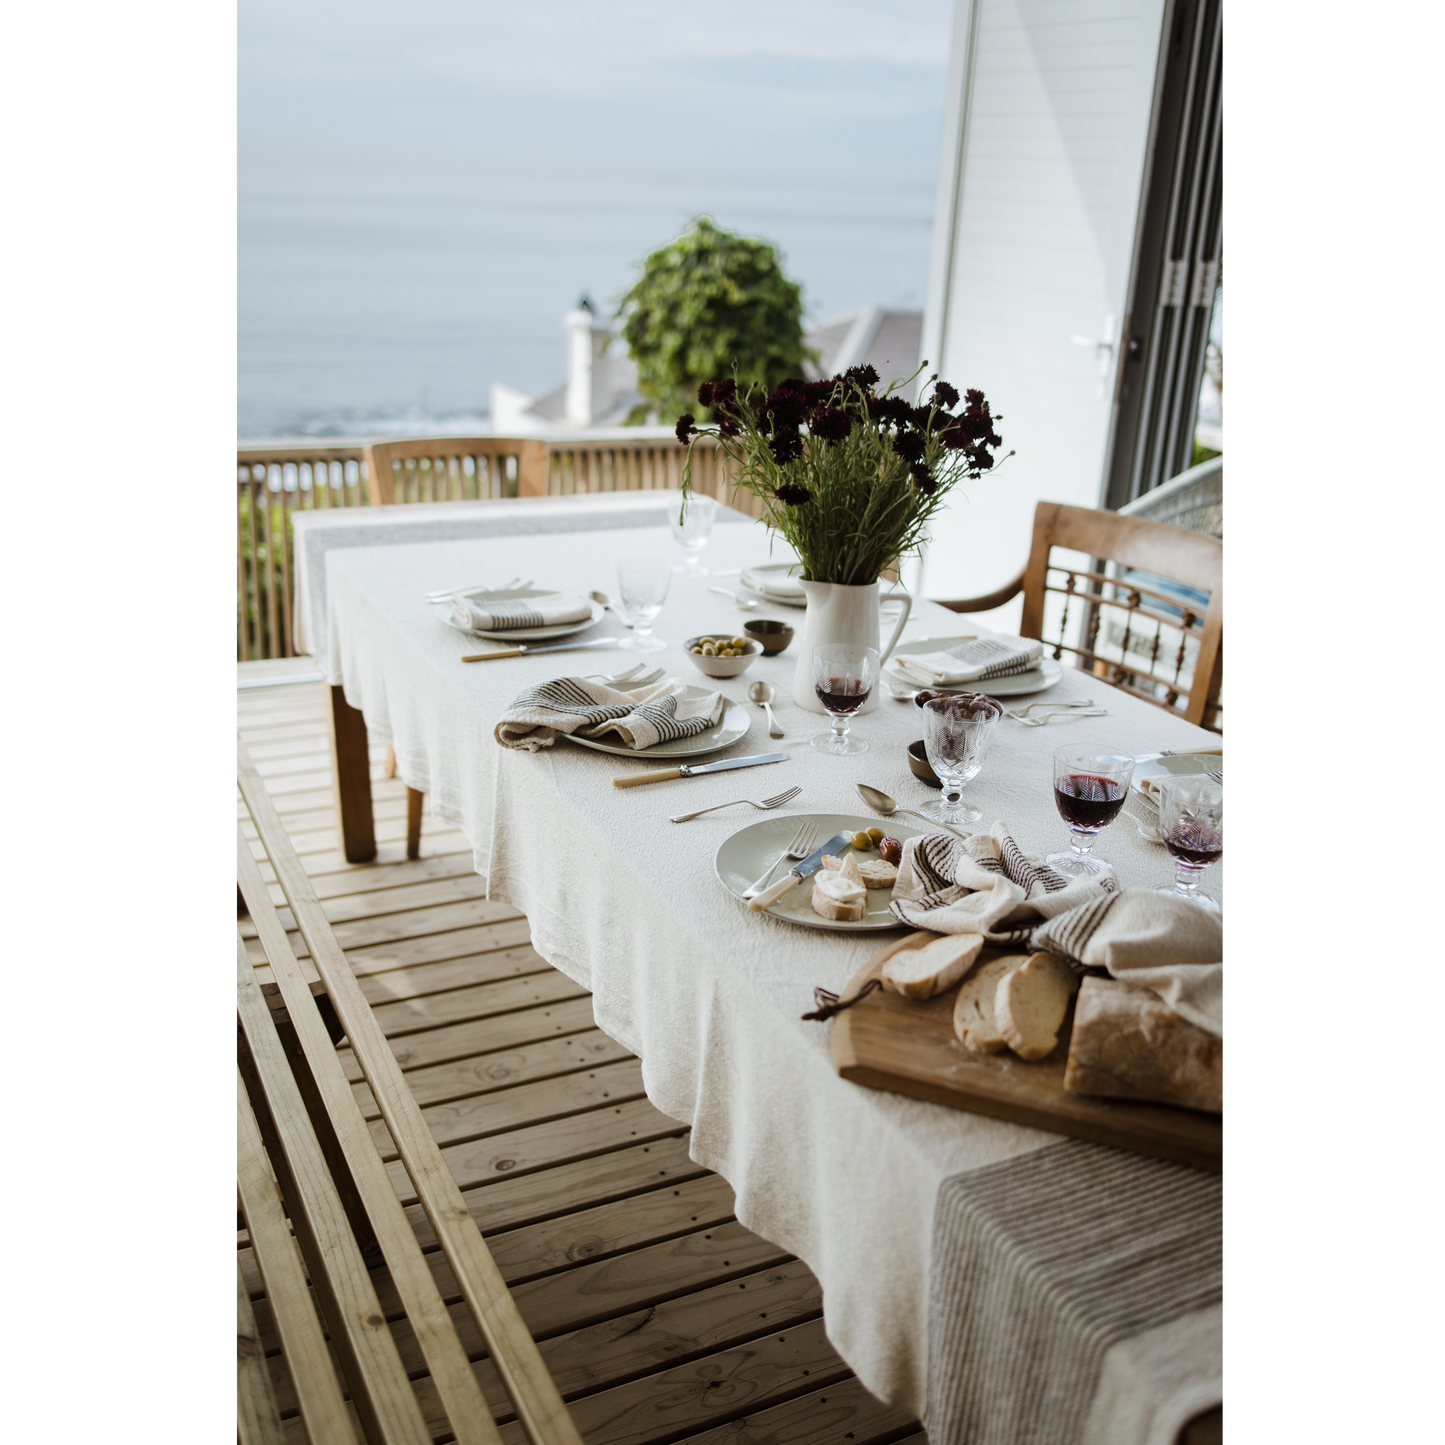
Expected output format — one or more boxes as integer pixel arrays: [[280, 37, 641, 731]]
[[811, 643, 879, 755], [920, 694, 1003, 824], [1047, 746, 1134, 878], [1156, 775, 1223, 914], [616, 559, 671, 653], [668, 494, 717, 575]]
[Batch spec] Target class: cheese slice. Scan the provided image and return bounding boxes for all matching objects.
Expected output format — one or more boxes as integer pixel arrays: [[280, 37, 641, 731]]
[[811, 871, 867, 922]]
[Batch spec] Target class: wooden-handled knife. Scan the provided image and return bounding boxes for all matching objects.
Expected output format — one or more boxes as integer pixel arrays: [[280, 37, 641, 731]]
[[611, 752, 787, 789]]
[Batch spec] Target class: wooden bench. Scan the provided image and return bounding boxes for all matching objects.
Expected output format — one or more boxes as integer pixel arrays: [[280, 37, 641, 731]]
[[236, 739, 583, 1445]]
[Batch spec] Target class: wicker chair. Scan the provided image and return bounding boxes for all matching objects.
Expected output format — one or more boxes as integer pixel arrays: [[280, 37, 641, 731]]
[[935, 501, 1222, 732]]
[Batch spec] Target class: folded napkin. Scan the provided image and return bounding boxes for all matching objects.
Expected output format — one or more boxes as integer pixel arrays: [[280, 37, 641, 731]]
[[452, 590, 592, 632], [495, 676, 725, 752], [891, 633, 1043, 687], [1131, 762, 1223, 842], [740, 563, 804, 599], [890, 821, 1221, 1035]]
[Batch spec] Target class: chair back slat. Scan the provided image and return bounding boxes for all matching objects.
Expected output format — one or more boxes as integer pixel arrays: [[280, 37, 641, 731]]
[[364, 437, 549, 505]]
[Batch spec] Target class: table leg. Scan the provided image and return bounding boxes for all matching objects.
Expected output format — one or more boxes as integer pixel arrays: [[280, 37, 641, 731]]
[[326, 684, 376, 863]]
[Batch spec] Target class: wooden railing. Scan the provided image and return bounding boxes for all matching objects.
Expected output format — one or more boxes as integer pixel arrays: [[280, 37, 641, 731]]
[[237, 435, 752, 660]]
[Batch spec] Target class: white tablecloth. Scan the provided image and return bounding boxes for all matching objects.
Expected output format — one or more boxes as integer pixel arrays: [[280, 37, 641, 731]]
[[292, 492, 752, 658], [324, 517, 1222, 1442]]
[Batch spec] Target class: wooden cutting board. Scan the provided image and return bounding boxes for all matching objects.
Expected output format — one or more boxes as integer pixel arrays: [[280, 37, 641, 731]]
[[829, 932, 1221, 1172]]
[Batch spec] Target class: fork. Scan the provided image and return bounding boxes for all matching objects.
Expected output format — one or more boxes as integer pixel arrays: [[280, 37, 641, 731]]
[[1010, 697, 1094, 716], [670, 785, 803, 824], [1011, 708, 1109, 727], [741, 820, 818, 898], [586, 665, 665, 689], [426, 575, 526, 602]]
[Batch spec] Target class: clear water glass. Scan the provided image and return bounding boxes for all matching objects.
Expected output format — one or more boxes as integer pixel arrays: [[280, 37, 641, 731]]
[[616, 559, 671, 653], [668, 494, 717, 575], [1156, 774, 1223, 914], [810, 643, 879, 755], [1047, 747, 1135, 878], [921, 694, 1002, 824]]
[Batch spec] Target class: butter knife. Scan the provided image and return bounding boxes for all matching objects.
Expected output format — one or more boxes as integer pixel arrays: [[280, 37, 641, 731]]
[[611, 752, 787, 789], [461, 637, 618, 662], [747, 831, 853, 912]]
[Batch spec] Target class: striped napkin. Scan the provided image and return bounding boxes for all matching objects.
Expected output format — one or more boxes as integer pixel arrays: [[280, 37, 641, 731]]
[[892, 633, 1043, 687], [452, 589, 592, 632], [495, 676, 725, 752]]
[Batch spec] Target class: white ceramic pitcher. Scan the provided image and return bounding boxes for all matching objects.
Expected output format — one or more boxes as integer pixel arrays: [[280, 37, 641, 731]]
[[791, 579, 912, 715]]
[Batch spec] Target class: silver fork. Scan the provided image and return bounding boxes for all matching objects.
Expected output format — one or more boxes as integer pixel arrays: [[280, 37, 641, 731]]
[[670, 785, 803, 824], [1010, 697, 1094, 716], [426, 575, 526, 602], [741, 820, 818, 898], [1012, 708, 1108, 727]]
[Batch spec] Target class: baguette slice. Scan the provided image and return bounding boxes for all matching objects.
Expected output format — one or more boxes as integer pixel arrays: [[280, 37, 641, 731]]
[[856, 858, 898, 889], [811, 871, 867, 921], [883, 932, 984, 999], [995, 952, 1078, 1060], [952, 955, 1029, 1052], [821, 851, 865, 885]]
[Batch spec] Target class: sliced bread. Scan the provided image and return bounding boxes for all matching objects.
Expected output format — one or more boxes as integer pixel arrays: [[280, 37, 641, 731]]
[[952, 954, 1029, 1052], [811, 854, 867, 921], [994, 952, 1078, 1060], [856, 857, 898, 889], [883, 932, 984, 999], [820, 852, 865, 885]]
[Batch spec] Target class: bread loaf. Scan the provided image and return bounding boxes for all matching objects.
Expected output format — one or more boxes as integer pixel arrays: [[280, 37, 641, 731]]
[[882, 931, 983, 999], [952, 954, 1029, 1052], [995, 952, 1078, 1060], [856, 857, 898, 889], [1064, 977, 1222, 1113], [811, 853, 867, 921]]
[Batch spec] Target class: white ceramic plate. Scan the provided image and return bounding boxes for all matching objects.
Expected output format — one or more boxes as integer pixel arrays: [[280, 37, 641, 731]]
[[1129, 751, 1223, 801], [886, 638, 1064, 697], [435, 587, 607, 641], [715, 813, 924, 931], [562, 684, 751, 759]]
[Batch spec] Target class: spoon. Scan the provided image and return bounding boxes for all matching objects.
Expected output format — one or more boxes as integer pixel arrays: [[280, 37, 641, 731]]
[[709, 585, 760, 611], [589, 590, 634, 628], [747, 680, 784, 738], [855, 783, 973, 842]]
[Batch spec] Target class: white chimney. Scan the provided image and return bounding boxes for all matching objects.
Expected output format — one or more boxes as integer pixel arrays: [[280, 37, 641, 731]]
[[564, 299, 612, 427]]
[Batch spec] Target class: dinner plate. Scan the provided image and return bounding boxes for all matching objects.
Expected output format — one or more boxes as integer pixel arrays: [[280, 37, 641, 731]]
[[435, 587, 607, 641], [886, 638, 1064, 697], [561, 684, 751, 760], [715, 813, 925, 931], [1129, 751, 1223, 800]]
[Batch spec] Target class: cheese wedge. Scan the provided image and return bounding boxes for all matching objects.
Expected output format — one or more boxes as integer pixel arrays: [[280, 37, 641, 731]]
[[883, 932, 984, 999], [952, 955, 1029, 1052], [995, 952, 1078, 1060]]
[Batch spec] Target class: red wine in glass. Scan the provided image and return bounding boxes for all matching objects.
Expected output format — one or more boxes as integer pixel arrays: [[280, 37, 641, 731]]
[[1054, 773, 1127, 832], [1165, 823, 1223, 867], [816, 676, 870, 714]]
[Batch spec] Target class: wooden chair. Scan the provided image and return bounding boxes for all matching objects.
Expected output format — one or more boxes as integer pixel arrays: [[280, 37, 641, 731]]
[[237, 739, 583, 1445], [935, 501, 1222, 732], [364, 436, 549, 507]]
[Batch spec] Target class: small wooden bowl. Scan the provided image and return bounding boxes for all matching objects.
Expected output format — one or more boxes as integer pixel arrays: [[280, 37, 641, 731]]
[[743, 619, 794, 655], [907, 739, 942, 789]]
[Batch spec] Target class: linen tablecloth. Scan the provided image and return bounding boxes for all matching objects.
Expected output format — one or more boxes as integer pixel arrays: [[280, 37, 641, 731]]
[[291, 491, 752, 658], [324, 518, 1223, 1444]]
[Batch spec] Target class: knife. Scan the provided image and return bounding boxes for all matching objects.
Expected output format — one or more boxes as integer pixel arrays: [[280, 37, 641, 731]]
[[611, 751, 787, 789], [462, 637, 618, 662], [746, 831, 854, 911]]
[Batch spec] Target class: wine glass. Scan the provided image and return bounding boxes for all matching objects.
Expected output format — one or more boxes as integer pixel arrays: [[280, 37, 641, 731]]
[[810, 643, 879, 755], [1047, 746, 1134, 878], [616, 559, 671, 653], [920, 694, 1003, 824], [668, 494, 717, 575], [1156, 774, 1223, 914]]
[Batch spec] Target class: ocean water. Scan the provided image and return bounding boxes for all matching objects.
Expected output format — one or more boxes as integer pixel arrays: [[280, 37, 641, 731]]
[[239, 161, 940, 441]]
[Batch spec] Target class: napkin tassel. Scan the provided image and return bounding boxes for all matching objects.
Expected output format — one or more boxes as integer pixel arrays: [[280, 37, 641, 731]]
[[801, 978, 883, 1021]]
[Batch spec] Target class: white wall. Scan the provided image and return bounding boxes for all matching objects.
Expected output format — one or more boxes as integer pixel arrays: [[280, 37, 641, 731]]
[[919, 0, 1166, 617]]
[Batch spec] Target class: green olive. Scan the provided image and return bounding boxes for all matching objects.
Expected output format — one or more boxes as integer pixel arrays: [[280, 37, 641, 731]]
[[851, 831, 872, 850], [866, 827, 884, 843], [702, 644, 716, 656], [732, 637, 746, 648]]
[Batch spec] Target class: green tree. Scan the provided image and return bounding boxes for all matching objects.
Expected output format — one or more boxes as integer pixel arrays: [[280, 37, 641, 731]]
[[618, 217, 810, 424]]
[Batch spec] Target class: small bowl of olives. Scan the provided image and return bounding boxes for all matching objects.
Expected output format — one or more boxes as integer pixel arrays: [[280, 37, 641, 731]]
[[743, 619, 794, 655], [684, 633, 762, 678]]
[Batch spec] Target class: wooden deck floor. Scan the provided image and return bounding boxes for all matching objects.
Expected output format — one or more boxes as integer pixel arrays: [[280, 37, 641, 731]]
[[238, 672, 925, 1445]]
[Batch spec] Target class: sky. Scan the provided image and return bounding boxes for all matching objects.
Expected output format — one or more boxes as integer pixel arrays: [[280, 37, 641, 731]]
[[238, 0, 956, 437]]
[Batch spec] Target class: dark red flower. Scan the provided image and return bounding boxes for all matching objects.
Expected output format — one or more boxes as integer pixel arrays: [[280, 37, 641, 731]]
[[932, 381, 960, 409], [892, 430, 925, 462], [775, 483, 812, 505], [697, 382, 715, 407], [770, 430, 804, 464], [809, 407, 852, 442], [843, 364, 880, 390], [675, 413, 697, 445]]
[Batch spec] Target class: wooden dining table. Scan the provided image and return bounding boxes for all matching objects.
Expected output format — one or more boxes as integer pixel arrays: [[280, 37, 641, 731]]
[[313, 502, 1224, 1445]]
